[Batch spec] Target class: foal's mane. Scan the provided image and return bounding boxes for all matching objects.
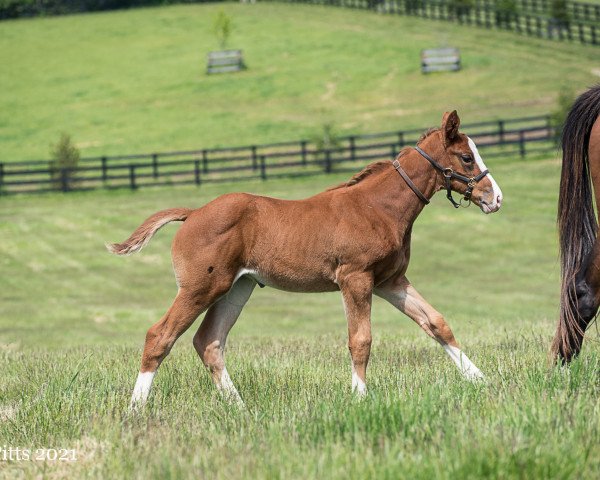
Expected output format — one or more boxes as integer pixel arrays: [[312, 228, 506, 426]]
[[327, 161, 390, 190], [419, 127, 439, 142], [328, 127, 441, 191]]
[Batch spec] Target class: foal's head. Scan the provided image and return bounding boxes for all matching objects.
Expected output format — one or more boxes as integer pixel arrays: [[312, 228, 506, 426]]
[[419, 111, 503, 214]]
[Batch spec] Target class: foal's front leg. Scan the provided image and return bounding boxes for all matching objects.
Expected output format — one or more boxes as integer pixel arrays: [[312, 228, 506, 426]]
[[338, 271, 374, 396], [375, 275, 484, 381]]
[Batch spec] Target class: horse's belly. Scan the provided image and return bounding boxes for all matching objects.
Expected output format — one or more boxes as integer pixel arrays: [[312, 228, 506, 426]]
[[234, 268, 338, 293]]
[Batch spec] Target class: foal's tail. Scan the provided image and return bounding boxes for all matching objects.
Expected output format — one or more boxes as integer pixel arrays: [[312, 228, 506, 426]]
[[106, 208, 193, 256], [552, 85, 600, 363]]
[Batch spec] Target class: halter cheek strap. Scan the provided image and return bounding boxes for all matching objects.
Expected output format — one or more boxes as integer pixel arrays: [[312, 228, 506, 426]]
[[392, 159, 430, 205]]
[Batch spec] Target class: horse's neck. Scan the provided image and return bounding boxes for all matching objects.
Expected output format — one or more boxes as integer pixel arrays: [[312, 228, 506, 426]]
[[355, 154, 439, 227]]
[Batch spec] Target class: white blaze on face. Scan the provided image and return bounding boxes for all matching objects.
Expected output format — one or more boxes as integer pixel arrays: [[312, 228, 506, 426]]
[[467, 137, 503, 213]]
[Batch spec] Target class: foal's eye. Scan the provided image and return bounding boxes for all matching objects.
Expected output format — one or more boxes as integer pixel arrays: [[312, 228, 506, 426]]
[[461, 154, 473, 163]]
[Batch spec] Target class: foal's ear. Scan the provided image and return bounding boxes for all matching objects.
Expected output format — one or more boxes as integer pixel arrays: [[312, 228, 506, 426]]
[[441, 110, 460, 146]]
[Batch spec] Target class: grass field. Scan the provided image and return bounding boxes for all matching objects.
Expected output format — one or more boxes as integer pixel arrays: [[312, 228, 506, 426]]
[[1, 2, 599, 478], [1, 151, 599, 478], [1, 2, 599, 162]]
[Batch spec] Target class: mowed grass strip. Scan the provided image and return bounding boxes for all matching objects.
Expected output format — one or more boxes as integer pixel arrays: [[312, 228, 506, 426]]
[[0, 152, 599, 478], [1, 2, 599, 162]]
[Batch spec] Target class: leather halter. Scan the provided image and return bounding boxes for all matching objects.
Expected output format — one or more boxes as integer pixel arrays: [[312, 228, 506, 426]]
[[392, 146, 490, 208]]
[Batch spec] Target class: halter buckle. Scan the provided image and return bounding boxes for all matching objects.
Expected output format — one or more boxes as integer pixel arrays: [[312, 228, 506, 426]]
[[443, 168, 453, 178]]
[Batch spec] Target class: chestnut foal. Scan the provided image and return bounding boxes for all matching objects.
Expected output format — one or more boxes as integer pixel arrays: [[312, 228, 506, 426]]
[[108, 111, 503, 409]]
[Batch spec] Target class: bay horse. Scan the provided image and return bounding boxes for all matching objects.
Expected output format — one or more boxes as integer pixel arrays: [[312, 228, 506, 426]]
[[552, 85, 600, 363], [108, 111, 503, 409]]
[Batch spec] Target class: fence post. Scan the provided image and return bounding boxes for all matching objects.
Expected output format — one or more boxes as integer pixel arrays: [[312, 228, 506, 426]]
[[592, 25, 597, 45], [324, 150, 332, 173], [251, 145, 258, 171], [152, 153, 158, 179], [498, 120, 505, 144], [0, 163, 4, 193], [202, 150, 209, 174], [60, 168, 69, 192], [397, 131, 405, 147], [194, 159, 201, 186], [260, 156, 267, 180], [519, 131, 526, 158], [129, 165, 137, 190], [101, 156, 108, 182], [300, 140, 307, 165], [545, 114, 553, 137], [349, 136, 356, 161]]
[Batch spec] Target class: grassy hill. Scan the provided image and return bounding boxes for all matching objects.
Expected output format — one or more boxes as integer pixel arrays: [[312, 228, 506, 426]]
[[0, 2, 598, 162]]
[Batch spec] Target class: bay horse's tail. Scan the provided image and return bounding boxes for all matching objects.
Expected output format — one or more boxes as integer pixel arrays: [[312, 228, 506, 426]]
[[106, 208, 192, 256], [552, 85, 600, 362]]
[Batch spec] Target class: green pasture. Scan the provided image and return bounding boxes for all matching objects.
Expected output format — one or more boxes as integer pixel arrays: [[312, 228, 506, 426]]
[[1, 152, 599, 479], [1, 2, 599, 162]]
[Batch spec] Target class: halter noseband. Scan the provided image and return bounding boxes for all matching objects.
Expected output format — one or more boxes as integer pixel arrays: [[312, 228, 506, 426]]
[[392, 146, 490, 208]]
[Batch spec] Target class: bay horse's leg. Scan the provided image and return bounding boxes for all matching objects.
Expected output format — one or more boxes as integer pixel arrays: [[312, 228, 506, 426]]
[[338, 272, 373, 396], [130, 282, 231, 410], [193, 276, 256, 405], [375, 276, 484, 381]]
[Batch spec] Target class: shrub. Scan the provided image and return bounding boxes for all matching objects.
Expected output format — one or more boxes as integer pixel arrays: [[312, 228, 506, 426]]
[[494, 0, 518, 27], [549, 0, 570, 25], [0, 0, 222, 20], [551, 87, 577, 145], [448, 0, 475, 19], [212, 10, 232, 50], [49, 133, 80, 191], [312, 123, 342, 172]]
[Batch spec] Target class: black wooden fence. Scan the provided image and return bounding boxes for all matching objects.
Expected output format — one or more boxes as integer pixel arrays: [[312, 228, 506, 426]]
[[0, 115, 556, 195], [268, 0, 600, 46], [514, 0, 600, 25]]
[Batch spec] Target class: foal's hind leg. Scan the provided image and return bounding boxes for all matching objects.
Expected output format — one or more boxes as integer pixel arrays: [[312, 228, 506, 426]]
[[193, 276, 256, 404], [130, 283, 230, 410], [375, 275, 484, 381], [338, 271, 374, 396]]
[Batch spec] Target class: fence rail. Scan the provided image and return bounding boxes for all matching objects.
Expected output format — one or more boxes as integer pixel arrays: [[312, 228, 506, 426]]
[[267, 0, 599, 46], [0, 115, 556, 196]]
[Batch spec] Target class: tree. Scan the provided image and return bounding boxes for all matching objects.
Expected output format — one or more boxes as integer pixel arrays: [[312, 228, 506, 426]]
[[212, 11, 233, 50], [312, 122, 342, 172], [551, 87, 576, 145], [550, 0, 570, 25], [49, 133, 80, 191]]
